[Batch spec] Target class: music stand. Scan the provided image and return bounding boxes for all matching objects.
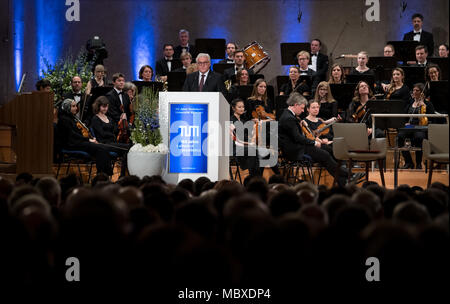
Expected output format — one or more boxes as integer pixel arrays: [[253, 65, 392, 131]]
[[195, 38, 226, 59], [213, 63, 234, 74], [345, 74, 376, 90], [167, 72, 186, 91], [132, 81, 164, 94], [401, 66, 425, 90], [280, 42, 310, 65], [387, 40, 419, 63], [430, 80, 448, 113], [367, 99, 406, 129], [274, 95, 289, 120], [427, 57, 449, 80], [367, 56, 398, 81], [329, 83, 358, 112]]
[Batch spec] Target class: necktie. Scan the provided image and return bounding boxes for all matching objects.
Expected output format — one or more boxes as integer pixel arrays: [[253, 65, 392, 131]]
[[73, 93, 82, 97], [414, 32, 421, 36], [199, 74, 205, 92]]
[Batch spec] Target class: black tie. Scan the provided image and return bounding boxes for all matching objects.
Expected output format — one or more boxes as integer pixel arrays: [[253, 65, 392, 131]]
[[74, 93, 81, 97], [414, 32, 420, 36], [312, 53, 317, 57]]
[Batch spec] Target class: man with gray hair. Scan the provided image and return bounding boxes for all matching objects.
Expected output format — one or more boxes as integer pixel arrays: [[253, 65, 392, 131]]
[[278, 93, 364, 186], [182, 53, 225, 93], [174, 29, 197, 59]]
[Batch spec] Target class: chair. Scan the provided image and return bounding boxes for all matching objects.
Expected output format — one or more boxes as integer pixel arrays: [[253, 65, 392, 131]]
[[422, 124, 449, 187], [332, 123, 387, 186], [55, 149, 95, 184], [278, 149, 314, 184]]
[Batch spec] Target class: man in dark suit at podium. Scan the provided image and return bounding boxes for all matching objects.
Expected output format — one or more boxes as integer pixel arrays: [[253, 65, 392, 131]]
[[403, 13, 434, 56], [105, 73, 130, 125], [174, 29, 197, 59], [309, 39, 329, 82], [183, 53, 226, 94], [222, 50, 254, 81]]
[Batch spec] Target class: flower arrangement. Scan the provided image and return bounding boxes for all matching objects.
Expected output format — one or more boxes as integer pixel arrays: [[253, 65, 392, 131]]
[[41, 49, 92, 102], [130, 87, 168, 153]]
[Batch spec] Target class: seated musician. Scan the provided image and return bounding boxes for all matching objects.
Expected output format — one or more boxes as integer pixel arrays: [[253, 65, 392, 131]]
[[423, 63, 441, 99], [230, 98, 260, 177], [219, 42, 237, 64], [382, 68, 410, 103], [245, 79, 274, 121], [303, 100, 335, 152], [63, 76, 86, 121], [222, 50, 255, 82], [173, 52, 192, 72], [409, 45, 429, 67], [57, 99, 113, 176], [279, 66, 310, 97], [297, 51, 316, 95], [312, 81, 339, 121], [278, 93, 363, 186], [349, 51, 375, 76], [327, 63, 345, 84], [123, 82, 137, 105], [384, 44, 395, 57], [397, 83, 435, 170], [90, 96, 131, 177], [438, 44, 449, 58], [228, 68, 250, 103], [105, 73, 131, 125], [138, 65, 154, 81], [347, 81, 384, 138]]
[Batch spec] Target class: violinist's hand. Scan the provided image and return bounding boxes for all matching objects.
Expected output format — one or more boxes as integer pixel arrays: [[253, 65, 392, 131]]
[[367, 128, 373, 136], [314, 140, 321, 148], [381, 83, 389, 92], [301, 120, 308, 127], [120, 113, 127, 120], [89, 138, 98, 144], [321, 138, 329, 144]]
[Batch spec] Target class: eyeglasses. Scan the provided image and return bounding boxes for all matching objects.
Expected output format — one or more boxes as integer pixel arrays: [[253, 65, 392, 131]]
[[298, 57, 308, 61], [197, 61, 209, 65]]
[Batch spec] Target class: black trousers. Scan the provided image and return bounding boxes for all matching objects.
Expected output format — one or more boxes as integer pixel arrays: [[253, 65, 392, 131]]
[[104, 142, 132, 176], [69, 142, 113, 176], [397, 129, 427, 165]]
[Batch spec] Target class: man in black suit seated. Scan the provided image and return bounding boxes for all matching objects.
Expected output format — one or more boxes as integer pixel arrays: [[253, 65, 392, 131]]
[[63, 76, 87, 120], [105, 73, 130, 125], [155, 44, 175, 82], [278, 93, 363, 186], [309, 39, 329, 82], [218, 42, 237, 64], [222, 50, 254, 81], [183, 53, 226, 94], [403, 13, 434, 56], [297, 51, 318, 96], [173, 52, 192, 73], [174, 29, 197, 59], [410, 45, 429, 66]]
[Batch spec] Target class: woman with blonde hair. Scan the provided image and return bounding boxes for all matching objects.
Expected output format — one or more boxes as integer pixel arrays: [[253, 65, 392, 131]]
[[349, 51, 375, 76], [313, 81, 338, 120], [383, 67, 410, 103], [328, 63, 345, 84]]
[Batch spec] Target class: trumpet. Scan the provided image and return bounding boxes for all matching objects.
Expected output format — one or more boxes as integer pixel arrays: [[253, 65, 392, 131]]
[[224, 79, 232, 91]]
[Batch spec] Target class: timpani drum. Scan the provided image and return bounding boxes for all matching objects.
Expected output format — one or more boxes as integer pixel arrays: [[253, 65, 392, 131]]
[[243, 41, 271, 73]]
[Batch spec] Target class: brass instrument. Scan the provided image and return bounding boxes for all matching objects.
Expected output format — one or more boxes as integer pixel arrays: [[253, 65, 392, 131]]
[[224, 79, 232, 91]]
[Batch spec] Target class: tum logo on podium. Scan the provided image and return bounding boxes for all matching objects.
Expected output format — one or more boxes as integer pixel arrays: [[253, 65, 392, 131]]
[[179, 126, 200, 137]]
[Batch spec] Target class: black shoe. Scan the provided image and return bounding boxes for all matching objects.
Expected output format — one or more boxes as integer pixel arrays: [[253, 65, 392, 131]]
[[416, 163, 422, 170], [400, 163, 414, 169], [349, 172, 366, 184]]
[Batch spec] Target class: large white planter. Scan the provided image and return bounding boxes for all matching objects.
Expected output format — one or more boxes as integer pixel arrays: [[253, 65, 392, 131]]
[[127, 151, 168, 178]]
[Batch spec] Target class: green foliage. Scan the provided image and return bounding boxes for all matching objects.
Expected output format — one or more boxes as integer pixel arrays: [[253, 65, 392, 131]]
[[130, 87, 162, 147], [41, 49, 92, 102]]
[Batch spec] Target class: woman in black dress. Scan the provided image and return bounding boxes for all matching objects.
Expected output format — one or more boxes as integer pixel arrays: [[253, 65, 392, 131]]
[[227, 68, 250, 103], [90, 96, 131, 177], [57, 98, 113, 176], [312, 81, 339, 121], [279, 66, 310, 97], [349, 51, 375, 76], [328, 63, 345, 84], [383, 68, 410, 103], [85, 64, 106, 95]]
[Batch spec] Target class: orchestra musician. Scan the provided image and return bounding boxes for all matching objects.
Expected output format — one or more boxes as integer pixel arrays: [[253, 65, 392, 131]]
[[349, 51, 375, 76], [309, 39, 329, 82], [327, 63, 345, 84], [312, 81, 339, 121], [138, 65, 154, 81], [85, 64, 106, 95], [397, 83, 435, 170], [219, 42, 237, 64], [229, 98, 263, 177], [384, 44, 395, 57], [438, 44, 449, 58], [173, 52, 192, 72], [90, 96, 131, 177], [174, 29, 197, 59], [227, 68, 250, 102], [105, 73, 131, 126], [155, 44, 175, 83], [403, 13, 434, 56], [278, 93, 364, 186], [245, 79, 274, 121], [56, 99, 113, 176], [382, 68, 410, 103], [222, 50, 254, 81], [279, 66, 310, 97], [296, 51, 316, 95], [35, 79, 52, 92], [303, 100, 336, 150], [423, 63, 441, 99], [411, 45, 429, 66], [63, 76, 86, 121]]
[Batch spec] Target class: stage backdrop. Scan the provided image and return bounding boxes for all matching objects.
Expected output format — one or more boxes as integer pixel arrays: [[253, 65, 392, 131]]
[[1, 0, 449, 104]]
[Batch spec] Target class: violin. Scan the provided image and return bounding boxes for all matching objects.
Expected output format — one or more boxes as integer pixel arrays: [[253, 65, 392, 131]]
[[252, 105, 275, 120], [313, 117, 342, 138], [298, 119, 316, 141], [352, 103, 367, 123], [117, 104, 130, 143], [74, 116, 94, 139]]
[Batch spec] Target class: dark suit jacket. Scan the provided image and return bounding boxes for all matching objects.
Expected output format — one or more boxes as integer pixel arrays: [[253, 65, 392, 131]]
[[174, 44, 197, 59], [222, 66, 255, 81], [62, 91, 89, 121], [310, 53, 329, 81], [218, 58, 234, 64], [105, 89, 131, 124], [403, 30, 434, 55], [183, 71, 226, 94], [278, 108, 315, 161], [155, 58, 182, 76]]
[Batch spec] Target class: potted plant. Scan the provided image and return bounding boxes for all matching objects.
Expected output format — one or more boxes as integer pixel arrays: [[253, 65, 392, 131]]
[[128, 87, 168, 178]]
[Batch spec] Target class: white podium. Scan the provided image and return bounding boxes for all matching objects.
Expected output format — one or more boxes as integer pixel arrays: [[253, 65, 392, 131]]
[[159, 92, 230, 184]]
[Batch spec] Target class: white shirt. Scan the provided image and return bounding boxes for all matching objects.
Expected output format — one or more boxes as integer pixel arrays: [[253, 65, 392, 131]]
[[413, 30, 422, 42], [114, 88, 123, 105], [309, 53, 318, 71], [165, 57, 173, 71], [198, 70, 209, 86]]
